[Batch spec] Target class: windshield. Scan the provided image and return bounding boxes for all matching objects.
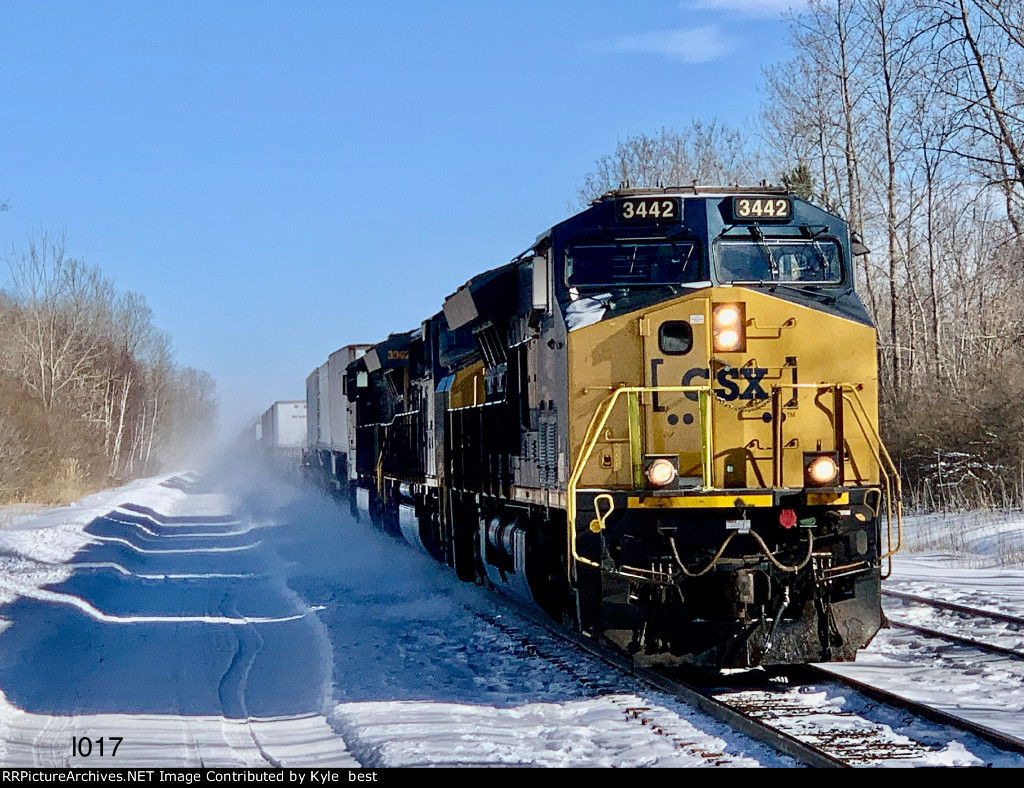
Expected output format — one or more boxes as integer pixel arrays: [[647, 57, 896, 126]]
[[566, 240, 700, 288], [716, 238, 843, 284]]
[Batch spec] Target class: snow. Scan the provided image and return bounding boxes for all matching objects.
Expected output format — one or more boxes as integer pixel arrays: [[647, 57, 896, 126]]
[[816, 509, 1024, 747], [565, 292, 611, 331], [0, 467, 1022, 768]]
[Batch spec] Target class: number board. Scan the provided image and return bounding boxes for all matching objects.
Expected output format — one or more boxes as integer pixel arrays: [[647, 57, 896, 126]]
[[730, 196, 793, 222], [616, 197, 681, 222]]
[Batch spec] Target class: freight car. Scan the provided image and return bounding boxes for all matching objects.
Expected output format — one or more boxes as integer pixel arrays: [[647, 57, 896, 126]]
[[260, 400, 307, 461], [308, 186, 902, 669], [303, 344, 372, 493]]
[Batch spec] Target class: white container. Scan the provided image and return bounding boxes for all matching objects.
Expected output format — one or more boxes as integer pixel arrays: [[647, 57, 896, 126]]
[[327, 344, 371, 453], [261, 401, 307, 451], [305, 368, 320, 452], [317, 363, 332, 449]]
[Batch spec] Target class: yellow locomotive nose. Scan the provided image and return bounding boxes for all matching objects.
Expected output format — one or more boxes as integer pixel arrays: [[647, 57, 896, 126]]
[[334, 186, 898, 671]]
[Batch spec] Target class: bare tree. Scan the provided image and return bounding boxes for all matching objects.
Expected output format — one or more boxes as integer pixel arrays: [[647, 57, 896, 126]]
[[574, 120, 761, 207], [2, 233, 113, 410], [0, 233, 220, 501], [858, 0, 929, 398], [161, 366, 219, 468], [119, 327, 173, 475], [923, 0, 1024, 238], [102, 292, 156, 478], [762, 0, 882, 317]]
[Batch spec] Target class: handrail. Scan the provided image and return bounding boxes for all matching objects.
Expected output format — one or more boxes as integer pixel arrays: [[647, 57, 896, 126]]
[[839, 386, 903, 578], [766, 382, 902, 576], [357, 408, 421, 430], [567, 385, 712, 572], [566, 381, 902, 581], [759, 381, 902, 574]]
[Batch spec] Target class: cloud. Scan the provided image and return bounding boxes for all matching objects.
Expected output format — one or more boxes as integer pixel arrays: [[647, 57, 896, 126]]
[[613, 25, 736, 64], [685, 0, 809, 17]]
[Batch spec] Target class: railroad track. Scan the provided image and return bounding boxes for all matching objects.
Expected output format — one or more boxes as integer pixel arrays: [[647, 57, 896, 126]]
[[652, 661, 1024, 766], [883, 589, 1024, 660], [478, 591, 1024, 768]]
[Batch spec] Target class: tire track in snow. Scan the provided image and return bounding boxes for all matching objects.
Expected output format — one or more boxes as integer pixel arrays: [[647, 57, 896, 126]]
[[172, 587, 207, 768], [32, 712, 73, 767], [216, 590, 278, 767]]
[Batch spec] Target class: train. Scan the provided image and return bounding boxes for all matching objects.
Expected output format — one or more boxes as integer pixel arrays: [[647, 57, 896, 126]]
[[297, 185, 902, 670]]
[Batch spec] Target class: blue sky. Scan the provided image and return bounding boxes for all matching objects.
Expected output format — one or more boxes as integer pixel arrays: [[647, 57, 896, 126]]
[[0, 1, 806, 438]]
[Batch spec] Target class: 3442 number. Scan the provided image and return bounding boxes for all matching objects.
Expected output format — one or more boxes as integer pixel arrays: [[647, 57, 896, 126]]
[[732, 197, 792, 221], [617, 198, 679, 221]]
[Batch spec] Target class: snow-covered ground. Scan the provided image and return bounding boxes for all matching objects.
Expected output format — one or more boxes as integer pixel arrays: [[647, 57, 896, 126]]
[[0, 462, 1022, 768], [822, 508, 1024, 744]]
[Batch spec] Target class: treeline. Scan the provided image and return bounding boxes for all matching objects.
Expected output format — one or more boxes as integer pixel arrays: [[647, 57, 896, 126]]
[[578, 0, 1024, 510], [0, 233, 217, 504]]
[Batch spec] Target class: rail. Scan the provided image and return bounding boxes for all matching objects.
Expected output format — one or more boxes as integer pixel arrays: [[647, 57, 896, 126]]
[[566, 381, 903, 579]]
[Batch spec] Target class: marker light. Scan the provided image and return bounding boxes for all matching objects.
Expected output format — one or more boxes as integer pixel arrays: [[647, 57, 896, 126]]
[[646, 458, 678, 488], [713, 303, 746, 352], [805, 454, 839, 486]]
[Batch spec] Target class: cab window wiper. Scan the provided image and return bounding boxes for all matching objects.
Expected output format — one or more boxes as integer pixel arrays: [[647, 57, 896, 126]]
[[799, 225, 835, 280], [760, 280, 853, 304], [750, 225, 779, 279], [659, 229, 699, 280]]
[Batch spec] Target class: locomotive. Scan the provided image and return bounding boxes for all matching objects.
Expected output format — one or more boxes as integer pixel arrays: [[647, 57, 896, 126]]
[[302, 186, 902, 669]]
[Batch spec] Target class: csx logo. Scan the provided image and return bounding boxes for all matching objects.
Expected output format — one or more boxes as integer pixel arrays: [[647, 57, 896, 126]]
[[682, 366, 770, 402]]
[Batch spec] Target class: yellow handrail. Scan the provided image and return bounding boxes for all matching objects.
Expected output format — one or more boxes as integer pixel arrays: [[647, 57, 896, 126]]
[[839, 386, 903, 577], [748, 381, 903, 572], [567, 385, 712, 572], [565, 381, 902, 581]]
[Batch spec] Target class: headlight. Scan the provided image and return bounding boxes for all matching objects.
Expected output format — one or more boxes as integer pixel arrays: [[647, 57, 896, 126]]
[[714, 304, 741, 327], [804, 453, 839, 486], [713, 302, 746, 352], [715, 328, 742, 351], [645, 457, 678, 488]]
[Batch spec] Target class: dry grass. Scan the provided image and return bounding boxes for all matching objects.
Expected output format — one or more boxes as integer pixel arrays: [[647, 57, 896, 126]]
[[0, 377, 107, 506], [35, 458, 95, 505], [900, 506, 1024, 568]]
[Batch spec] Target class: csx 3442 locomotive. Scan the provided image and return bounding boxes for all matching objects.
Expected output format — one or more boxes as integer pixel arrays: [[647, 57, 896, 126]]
[[303, 186, 902, 669]]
